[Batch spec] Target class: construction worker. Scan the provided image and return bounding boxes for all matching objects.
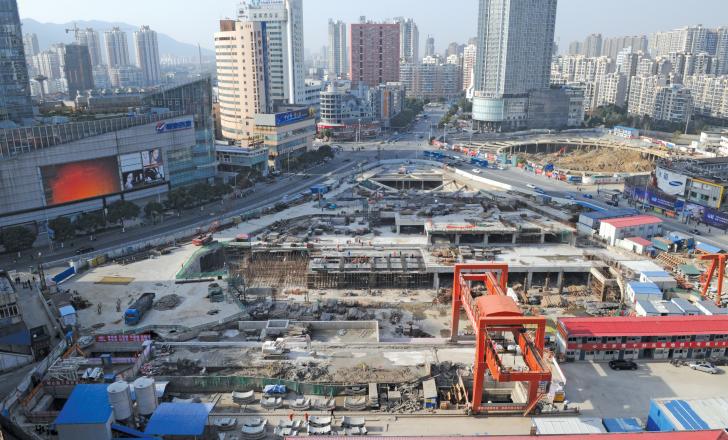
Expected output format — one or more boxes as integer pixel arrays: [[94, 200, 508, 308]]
[[116, 298, 121, 312], [288, 412, 294, 422], [97, 303, 102, 315], [304, 412, 309, 423]]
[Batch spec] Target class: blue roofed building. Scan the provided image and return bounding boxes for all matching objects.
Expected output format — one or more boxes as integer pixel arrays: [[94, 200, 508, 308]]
[[144, 402, 211, 437], [647, 397, 728, 432], [54, 384, 114, 440], [603, 417, 644, 433]]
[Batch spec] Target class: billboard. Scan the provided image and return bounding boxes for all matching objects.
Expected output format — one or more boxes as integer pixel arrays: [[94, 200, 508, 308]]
[[41, 157, 121, 205], [656, 168, 687, 196], [274, 109, 310, 126], [155, 119, 193, 133], [120, 148, 165, 191]]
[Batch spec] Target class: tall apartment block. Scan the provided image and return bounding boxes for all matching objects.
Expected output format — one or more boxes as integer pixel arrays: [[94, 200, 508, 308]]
[[472, 0, 557, 131], [134, 25, 161, 86], [349, 18, 400, 88], [0, 0, 33, 123], [328, 20, 348, 79]]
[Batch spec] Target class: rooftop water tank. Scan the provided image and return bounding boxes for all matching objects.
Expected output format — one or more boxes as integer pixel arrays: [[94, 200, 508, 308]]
[[107, 381, 133, 421], [133, 376, 158, 416]]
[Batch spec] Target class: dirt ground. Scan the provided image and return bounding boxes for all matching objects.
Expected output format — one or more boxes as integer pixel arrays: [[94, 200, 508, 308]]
[[525, 148, 653, 173]]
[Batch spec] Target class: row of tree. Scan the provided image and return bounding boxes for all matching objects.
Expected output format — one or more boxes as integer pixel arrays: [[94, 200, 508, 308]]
[[583, 104, 719, 135], [1, 181, 238, 254]]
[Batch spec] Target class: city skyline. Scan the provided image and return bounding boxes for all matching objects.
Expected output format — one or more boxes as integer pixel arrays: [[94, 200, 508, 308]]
[[17, 0, 728, 55]]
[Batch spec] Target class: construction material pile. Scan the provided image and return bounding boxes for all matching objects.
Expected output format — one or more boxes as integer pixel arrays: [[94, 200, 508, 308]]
[[153, 294, 184, 311]]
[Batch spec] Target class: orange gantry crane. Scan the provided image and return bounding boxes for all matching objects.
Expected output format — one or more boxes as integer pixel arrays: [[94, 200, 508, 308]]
[[450, 263, 551, 415], [699, 253, 728, 306]]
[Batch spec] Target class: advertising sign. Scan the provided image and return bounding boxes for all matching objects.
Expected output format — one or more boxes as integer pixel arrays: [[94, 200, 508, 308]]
[[274, 109, 310, 126], [120, 148, 165, 191], [41, 157, 121, 205], [656, 168, 688, 196], [155, 119, 193, 133], [703, 207, 728, 230], [647, 188, 684, 211]]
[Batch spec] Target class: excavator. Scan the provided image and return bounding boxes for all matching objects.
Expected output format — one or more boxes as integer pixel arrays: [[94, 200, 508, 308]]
[[192, 221, 220, 246]]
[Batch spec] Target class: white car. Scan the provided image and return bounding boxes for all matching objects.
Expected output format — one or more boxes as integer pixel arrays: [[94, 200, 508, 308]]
[[688, 361, 720, 374], [471, 168, 482, 174], [526, 183, 536, 189]]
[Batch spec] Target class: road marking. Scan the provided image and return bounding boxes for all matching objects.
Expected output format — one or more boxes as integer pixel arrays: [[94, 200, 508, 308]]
[[592, 362, 608, 377]]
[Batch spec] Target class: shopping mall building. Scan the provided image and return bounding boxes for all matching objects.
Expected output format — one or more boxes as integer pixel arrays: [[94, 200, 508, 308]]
[[0, 78, 217, 234]]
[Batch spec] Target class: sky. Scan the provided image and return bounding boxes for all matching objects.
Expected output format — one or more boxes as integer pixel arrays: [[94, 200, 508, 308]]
[[17, 0, 728, 54]]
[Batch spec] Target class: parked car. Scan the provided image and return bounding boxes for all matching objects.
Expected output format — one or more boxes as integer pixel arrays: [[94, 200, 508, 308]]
[[688, 361, 720, 374], [609, 359, 638, 370], [526, 183, 536, 189], [75, 246, 95, 255]]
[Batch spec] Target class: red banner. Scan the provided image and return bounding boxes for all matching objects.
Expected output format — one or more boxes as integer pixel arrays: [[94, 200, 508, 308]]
[[568, 340, 728, 351]]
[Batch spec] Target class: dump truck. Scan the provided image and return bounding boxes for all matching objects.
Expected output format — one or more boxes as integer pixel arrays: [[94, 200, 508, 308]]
[[124, 292, 155, 325]]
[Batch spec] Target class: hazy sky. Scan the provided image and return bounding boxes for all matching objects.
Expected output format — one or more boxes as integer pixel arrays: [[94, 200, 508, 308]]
[[17, 0, 728, 54]]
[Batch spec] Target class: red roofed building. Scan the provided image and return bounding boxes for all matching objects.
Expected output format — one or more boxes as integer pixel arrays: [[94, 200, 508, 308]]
[[598, 215, 663, 245], [301, 431, 728, 440], [557, 316, 728, 362]]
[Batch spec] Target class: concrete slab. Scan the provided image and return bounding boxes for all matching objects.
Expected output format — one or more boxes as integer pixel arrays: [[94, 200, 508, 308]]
[[562, 360, 728, 420]]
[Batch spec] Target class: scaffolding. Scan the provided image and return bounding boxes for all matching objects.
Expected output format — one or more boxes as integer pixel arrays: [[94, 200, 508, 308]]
[[307, 252, 431, 289]]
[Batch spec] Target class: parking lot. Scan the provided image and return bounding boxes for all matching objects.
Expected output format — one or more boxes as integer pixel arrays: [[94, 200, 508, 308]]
[[561, 360, 728, 419]]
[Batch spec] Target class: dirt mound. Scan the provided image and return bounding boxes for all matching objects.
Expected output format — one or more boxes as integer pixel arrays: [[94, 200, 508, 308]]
[[154, 294, 184, 311], [525, 149, 652, 173]]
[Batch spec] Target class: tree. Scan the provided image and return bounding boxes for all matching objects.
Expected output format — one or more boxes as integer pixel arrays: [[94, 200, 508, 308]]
[[1, 226, 36, 253], [211, 182, 233, 198], [106, 200, 140, 224], [144, 201, 165, 220], [317, 144, 334, 159], [188, 183, 213, 204], [74, 211, 105, 234], [165, 188, 190, 211], [48, 216, 75, 243], [321, 129, 332, 139]]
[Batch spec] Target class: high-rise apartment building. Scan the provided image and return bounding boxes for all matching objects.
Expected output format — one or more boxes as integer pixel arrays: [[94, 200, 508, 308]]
[[239, 0, 306, 105], [349, 18, 400, 88], [327, 20, 348, 79], [425, 36, 435, 58], [462, 43, 477, 93], [134, 25, 161, 86], [603, 35, 648, 60], [472, 0, 557, 131], [215, 19, 271, 143], [63, 43, 94, 97], [395, 17, 419, 63], [23, 32, 39, 58], [584, 33, 603, 57], [104, 27, 130, 67], [0, 0, 33, 123], [76, 28, 102, 66]]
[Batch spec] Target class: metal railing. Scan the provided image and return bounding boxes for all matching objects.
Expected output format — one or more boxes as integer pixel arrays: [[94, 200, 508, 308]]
[[0, 111, 185, 159]]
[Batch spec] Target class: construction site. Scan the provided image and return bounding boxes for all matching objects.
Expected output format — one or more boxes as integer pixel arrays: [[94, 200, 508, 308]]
[[11, 160, 728, 439]]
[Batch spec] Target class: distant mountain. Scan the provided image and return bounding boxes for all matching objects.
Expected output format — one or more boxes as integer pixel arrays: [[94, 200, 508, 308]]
[[21, 18, 214, 60]]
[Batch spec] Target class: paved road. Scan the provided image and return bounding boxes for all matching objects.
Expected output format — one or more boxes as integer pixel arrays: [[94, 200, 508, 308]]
[[2, 148, 419, 272]]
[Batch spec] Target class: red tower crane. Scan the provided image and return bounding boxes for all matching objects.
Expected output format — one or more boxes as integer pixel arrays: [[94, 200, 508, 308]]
[[450, 263, 551, 415], [699, 253, 727, 306]]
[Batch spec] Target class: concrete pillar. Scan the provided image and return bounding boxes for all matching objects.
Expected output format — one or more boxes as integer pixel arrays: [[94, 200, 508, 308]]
[[455, 234, 461, 245], [512, 233, 517, 244], [483, 233, 489, 246], [433, 272, 440, 290], [540, 233, 545, 244], [526, 271, 533, 290], [557, 271, 565, 294]]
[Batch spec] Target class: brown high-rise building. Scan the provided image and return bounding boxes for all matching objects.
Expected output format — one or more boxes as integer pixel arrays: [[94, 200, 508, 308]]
[[349, 19, 400, 88]]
